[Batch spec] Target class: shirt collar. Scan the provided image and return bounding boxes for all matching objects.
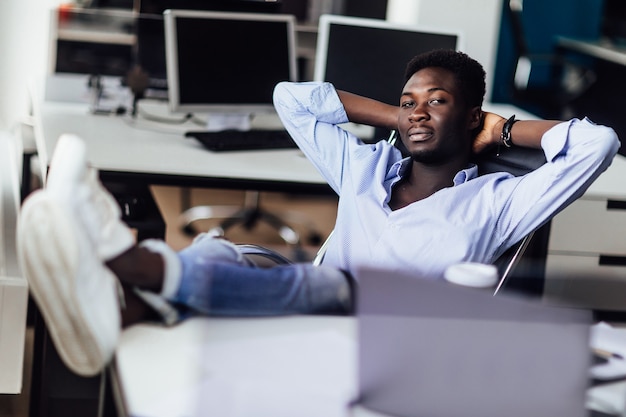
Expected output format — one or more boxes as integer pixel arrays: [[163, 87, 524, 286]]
[[388, 158, 479, 186], [453, 164, 478, 185], [387, 157, 411, 182]]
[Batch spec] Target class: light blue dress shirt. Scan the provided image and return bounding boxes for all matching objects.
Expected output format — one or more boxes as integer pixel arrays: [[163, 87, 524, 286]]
[[273, 81, 620, 280]]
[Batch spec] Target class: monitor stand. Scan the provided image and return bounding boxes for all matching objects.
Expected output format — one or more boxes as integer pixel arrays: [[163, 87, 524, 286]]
[[205, 112, 252, 132]]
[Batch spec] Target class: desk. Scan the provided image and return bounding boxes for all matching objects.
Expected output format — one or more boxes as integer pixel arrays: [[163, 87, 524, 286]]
[[36, 101, 330, 193], [112, 316, 393, 417], [35, 100, 335, 241], [112, 315, 623, 417]]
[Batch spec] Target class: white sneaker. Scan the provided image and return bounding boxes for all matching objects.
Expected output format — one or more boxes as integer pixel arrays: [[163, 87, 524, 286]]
[[45, 134, 134, 261], [18, 190, 121, 376]]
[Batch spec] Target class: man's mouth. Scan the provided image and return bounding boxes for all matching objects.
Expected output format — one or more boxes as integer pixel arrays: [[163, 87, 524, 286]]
[[407, 128, 434, 142]]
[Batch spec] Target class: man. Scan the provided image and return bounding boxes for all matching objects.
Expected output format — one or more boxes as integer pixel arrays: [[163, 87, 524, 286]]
[[18, 50, 619, 377]]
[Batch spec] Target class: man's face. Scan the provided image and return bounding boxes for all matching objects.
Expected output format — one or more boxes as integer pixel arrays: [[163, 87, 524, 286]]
[[397, 67, 476, 165]]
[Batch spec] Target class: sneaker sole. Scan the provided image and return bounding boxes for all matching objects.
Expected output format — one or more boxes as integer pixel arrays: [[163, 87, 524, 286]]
[[18, 192, 112, 376]]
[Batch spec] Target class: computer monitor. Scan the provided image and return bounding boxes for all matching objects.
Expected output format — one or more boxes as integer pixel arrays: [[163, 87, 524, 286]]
[[135, 0, 283, 93], [314, 14, 462, 106], [164, 9, 297, 115]]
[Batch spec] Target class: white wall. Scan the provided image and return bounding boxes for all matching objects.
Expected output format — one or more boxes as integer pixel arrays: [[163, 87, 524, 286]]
[[0, 0, 62, 131], [386, 0, 502, 101]]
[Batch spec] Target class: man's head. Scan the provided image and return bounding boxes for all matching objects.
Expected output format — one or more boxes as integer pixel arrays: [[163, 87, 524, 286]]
[[404, 49, 486, 109], [396, 50, 485, 165]]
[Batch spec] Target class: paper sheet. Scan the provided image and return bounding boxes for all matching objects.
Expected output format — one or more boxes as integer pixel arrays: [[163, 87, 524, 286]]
[[204, 113, 252, 132], [587, 381, 626, 416], [587, 322, 626, 415], [590, 322, 626, 380]]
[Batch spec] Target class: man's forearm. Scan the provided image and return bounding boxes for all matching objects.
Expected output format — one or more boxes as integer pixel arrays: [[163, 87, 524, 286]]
[[500, 119, 561, 149], [337, 90, 399, 130], [480, 112, 561, 150]]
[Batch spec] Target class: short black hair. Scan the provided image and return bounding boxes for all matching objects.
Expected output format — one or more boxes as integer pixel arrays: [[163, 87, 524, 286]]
[[404, 49, 486, 108]]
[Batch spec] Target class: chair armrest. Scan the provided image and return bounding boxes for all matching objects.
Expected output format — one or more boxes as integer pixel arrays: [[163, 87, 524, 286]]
[[237, 244, 294, 266]]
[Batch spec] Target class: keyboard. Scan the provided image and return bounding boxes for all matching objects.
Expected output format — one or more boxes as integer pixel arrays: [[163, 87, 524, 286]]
[[185, 129, 298, 151]]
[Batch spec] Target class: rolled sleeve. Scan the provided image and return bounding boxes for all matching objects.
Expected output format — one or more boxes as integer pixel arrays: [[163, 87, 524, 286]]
[[273, 81, 348, 130], [273, 81, 359, 192], [541, 117, 620, 165]]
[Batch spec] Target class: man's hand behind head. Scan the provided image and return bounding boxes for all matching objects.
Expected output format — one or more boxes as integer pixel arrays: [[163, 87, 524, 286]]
[[472, 112, 505, 154]]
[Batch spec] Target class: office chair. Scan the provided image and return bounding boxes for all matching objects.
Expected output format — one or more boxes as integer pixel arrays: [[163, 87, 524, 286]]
[[506, 0, 596, 119], [239, 131, 550, 297], [179, 189, 323, 252]]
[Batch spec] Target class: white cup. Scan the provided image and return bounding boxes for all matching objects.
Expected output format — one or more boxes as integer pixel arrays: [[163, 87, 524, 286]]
[[444, 262, 499, 289]]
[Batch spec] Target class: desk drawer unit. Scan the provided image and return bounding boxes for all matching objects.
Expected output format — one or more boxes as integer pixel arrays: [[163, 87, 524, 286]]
[[548, 198, 626, 254], [545, 197, 626, 310]]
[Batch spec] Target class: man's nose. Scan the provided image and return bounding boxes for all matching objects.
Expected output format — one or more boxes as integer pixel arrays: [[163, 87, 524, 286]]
[[408, 104, 428, 122]]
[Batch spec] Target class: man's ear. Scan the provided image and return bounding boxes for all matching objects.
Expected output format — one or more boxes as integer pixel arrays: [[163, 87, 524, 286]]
[[468, 106, 482, 130]]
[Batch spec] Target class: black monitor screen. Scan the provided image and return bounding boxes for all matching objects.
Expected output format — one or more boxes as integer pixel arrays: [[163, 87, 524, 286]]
[[135, 0, 282, 91], [315, 15, 460, 106], [135, 14, 168, 87], [165, 10, 296, 113]]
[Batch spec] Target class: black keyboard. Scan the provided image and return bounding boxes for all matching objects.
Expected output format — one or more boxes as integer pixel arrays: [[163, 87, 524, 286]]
[[185, 129, 298, 151]]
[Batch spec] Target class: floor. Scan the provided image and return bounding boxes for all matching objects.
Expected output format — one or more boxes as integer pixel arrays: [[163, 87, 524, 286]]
[[0, 185, 338, 417]]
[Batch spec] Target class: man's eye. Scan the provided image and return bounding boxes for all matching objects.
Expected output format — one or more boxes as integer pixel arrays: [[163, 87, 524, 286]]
[[401, 101, 414, 108], [429, 98, 445, 105]]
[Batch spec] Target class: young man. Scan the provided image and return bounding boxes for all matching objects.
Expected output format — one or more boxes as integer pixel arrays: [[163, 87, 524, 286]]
[[18, 50, 619, 376]]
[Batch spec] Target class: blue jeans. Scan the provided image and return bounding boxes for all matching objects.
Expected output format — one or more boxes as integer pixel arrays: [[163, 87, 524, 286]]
[[168, 236, 351, 316]]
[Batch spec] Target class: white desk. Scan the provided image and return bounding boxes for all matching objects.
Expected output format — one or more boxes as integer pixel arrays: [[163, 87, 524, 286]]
[[34, 100, 337, 241], [35, 101, 329, 192], [112, 315, 626, 417], [112, 316, 386, 417]]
